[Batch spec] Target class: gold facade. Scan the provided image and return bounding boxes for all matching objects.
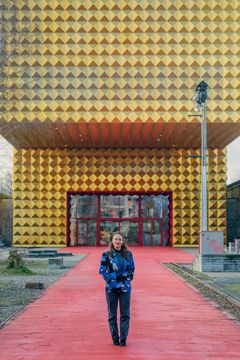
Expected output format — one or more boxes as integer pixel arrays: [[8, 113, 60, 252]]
[[2, 1, 239, 126], [0, 1, 238, 246], [13, 148, 226, 247]]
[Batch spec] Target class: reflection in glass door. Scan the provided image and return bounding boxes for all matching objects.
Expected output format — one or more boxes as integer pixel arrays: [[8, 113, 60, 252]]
[[143, 221, 161, 246], [152, 221, 161, 246], [68, 192, 171, 246], [143, 221, 151, 245], [120, 221, 138, 245], [78, 220, 97, 246], [100, 221, 138, 246], [78, 221, 87, 245], [100, 221, 119, 245], [162, 218, 170, 246]]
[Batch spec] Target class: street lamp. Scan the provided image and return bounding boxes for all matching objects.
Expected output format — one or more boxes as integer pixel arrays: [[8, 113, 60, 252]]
[[193, 80, 208, 232]]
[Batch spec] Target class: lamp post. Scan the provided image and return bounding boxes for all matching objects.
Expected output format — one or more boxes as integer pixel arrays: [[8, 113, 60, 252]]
[[193, 80, 208, 232]]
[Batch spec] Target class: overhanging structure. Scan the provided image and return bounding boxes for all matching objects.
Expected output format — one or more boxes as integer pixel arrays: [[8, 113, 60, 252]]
[[0, 1, 239, 247]]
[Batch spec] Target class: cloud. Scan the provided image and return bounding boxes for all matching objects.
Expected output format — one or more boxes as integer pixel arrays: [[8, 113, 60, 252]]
[[227, 136, 240, 184]]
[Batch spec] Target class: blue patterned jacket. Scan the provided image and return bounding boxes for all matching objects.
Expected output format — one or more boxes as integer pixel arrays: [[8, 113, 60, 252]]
[[99, 250, 135, 293]]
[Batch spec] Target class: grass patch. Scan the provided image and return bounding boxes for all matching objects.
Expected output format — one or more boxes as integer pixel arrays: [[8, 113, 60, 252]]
[[222, 284, 240, 295], [0, 260, 8, 267], [174, 264, 213, 281], [24, 260, 48, 268], [0, 259, 49, 276], [191, 270, 213, 281], [1, 266, 36, 275]]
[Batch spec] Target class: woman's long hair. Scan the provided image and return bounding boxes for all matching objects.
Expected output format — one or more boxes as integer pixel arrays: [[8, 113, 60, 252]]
[[108, 232, 130, 260]]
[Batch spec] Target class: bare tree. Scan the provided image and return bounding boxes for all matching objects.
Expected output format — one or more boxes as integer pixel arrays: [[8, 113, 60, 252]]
[[0, 170, 12, 195], [0, 135, 13, 197], [228, 168, 240, 184]]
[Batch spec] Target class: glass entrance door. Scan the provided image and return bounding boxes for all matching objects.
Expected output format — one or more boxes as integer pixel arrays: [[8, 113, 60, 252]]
[[100, 221, 119, 245], [68, 192, 171, 246], [141, 194, 170, 246], [100, 220, 138, 246], [143, 220, 161, 246], [78, 220, 97, 246], [120, 221, 138, 245]]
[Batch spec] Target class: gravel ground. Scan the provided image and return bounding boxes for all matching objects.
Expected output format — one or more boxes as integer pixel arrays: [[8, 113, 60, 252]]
[[0, 254, 87, 327]]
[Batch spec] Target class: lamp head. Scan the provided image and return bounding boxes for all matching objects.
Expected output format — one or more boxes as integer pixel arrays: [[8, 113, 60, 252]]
[[195, 80, 208, 93], [193, 80, 208, 110]]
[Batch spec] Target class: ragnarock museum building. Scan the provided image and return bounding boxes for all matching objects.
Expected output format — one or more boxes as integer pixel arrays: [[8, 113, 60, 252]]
[[1, 1, 240, 247]]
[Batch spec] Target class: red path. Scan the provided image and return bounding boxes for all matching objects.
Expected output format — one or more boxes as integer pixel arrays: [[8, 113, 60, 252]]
[[0, 247, 240, 360]]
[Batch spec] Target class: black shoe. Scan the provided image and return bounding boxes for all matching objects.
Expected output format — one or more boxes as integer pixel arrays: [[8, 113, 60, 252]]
[[120, 339, 126, 347], [113, 339, 120, 346]]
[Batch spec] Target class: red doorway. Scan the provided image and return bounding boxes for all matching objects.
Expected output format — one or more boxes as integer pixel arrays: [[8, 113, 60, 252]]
[[67, 192, 172, 246]]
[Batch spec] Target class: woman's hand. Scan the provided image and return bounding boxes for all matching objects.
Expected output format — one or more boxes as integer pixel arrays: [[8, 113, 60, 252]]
[[108, 279, 124, 289]]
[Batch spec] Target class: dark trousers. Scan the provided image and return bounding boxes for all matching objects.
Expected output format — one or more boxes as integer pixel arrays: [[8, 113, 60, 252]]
[[105, 292, 131, 341]]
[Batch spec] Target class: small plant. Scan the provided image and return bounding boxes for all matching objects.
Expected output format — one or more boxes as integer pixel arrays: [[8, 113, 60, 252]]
[[5, 249, 35, 274], [7, 249, 25, 269]]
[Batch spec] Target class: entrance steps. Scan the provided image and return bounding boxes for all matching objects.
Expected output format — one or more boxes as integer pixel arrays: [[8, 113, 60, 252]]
[[28, 249, 73, 258]]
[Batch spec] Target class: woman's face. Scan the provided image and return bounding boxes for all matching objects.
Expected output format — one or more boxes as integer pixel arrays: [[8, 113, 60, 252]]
[[112, 234, 124, 251]]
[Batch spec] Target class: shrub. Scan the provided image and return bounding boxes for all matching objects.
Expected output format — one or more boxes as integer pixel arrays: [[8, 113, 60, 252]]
[[7, 249, 25, 269]]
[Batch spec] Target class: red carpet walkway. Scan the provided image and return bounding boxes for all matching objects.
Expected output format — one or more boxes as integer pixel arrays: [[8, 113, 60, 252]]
[[0, 247, 239, 360]]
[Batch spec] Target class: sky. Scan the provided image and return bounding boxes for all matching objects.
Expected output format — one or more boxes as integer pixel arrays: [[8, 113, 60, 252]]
[[0, 136, 12, 176], [227, 136, 240, 184], [0, 135, 240, 184]]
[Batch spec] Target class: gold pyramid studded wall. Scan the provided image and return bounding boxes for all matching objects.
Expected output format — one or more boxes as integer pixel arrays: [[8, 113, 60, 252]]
[[2, 0, 239, 246], [13, 148, 226, 247], [4, 1, 240, 124]]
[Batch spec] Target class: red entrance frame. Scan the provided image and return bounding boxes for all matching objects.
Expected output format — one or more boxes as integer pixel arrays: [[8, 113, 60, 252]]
[[66, 191, 173, 247]]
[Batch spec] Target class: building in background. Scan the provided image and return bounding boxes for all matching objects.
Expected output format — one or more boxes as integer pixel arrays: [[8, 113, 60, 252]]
[[0, 1, 240, 247], [227, 180, 240, 244]]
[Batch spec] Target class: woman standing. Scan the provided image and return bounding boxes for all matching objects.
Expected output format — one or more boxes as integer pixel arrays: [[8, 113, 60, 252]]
[[99, 232, 135, 347]]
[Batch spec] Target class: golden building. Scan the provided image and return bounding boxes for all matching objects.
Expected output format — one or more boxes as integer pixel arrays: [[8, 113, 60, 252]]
[[1, 1, 240, 247]]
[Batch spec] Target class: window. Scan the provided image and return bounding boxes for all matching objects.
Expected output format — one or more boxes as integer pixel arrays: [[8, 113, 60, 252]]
[[68, 193, 171, 246], [101, 195, 139, 218]]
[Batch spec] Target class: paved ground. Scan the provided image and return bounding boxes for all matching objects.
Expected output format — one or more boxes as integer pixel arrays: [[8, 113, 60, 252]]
[[0, 247, 239, 360]]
